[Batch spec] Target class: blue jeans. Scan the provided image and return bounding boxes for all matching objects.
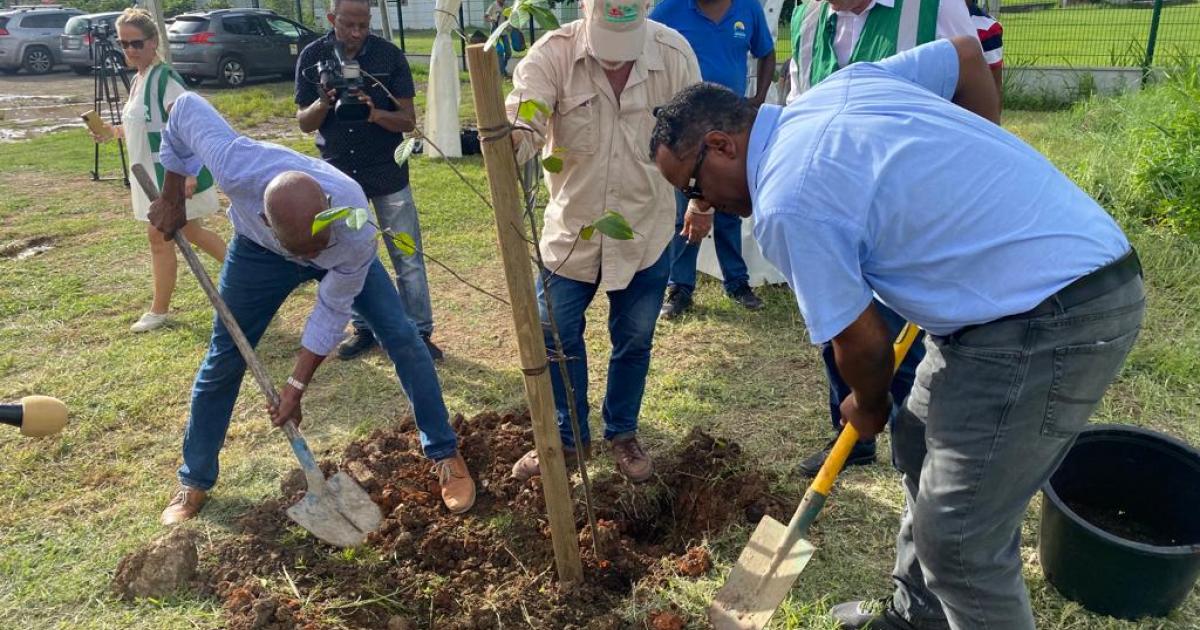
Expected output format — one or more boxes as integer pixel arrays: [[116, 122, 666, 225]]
[[666, 191, 750, 296], [178, 236, 456, 491], [351, 187, 435, 338], [821, 298, 926, 452], [536, 250, 670, 448]]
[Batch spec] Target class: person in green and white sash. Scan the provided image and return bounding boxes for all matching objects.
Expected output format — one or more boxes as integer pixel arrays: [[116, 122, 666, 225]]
[[92, 8, 227, 333]]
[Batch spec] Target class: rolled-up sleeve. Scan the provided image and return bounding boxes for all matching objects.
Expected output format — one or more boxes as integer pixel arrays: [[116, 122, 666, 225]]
[[301, 225, 375, 355], [756, 210, 872, 344]]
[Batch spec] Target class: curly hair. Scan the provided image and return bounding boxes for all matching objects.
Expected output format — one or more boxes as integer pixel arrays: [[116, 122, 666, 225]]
[[649, 82, 758, 161]]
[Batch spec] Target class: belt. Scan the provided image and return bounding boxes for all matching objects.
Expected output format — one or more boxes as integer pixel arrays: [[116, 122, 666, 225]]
[[955, 249, 1143, 336]]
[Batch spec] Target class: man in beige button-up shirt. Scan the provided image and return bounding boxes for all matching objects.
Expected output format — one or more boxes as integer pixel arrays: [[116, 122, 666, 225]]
[[505, 0, 700, 483]]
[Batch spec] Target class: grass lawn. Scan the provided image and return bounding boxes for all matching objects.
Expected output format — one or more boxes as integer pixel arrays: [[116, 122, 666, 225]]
[[1, 93, 1198, 629], [773, 2, 1200, 66]]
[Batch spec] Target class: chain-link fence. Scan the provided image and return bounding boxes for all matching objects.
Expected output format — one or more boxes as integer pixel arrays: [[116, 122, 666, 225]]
[[991, 0, 1200, 68]]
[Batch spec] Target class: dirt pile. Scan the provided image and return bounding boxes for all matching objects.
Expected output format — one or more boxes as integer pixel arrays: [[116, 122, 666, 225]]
[[196, 411, 788, 628], [112, 527, 200, 600]]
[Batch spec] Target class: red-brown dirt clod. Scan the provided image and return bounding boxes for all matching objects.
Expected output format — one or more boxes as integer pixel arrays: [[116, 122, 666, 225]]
[[112, 527, 200, 601]]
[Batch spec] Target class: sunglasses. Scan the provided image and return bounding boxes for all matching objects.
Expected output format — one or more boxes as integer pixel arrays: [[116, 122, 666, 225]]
[[680, 142, 708, 201], [117, 38, 149, 50]]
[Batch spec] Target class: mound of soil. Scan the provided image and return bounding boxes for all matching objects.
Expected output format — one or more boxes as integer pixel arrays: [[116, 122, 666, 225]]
[[198, 412, 789, 629], [113, 527, 201, 600]]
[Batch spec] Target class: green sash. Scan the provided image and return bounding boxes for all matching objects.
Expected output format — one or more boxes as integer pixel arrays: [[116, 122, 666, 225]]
[[142, 63, 214, 193]]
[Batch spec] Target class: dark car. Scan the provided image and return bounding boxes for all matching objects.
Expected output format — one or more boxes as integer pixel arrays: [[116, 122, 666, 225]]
[[61, 11, 125, 76], [167, 9, 317, 88], [0, 6, 83, 74]]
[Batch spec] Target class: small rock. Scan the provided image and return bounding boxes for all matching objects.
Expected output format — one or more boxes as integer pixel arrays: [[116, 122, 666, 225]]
[[112, 528, 200, 600]]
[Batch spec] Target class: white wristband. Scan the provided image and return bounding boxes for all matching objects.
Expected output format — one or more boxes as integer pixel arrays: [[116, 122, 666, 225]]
[[286, 376, 307, 392]]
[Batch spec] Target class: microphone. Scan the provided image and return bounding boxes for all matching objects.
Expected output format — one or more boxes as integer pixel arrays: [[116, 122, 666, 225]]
[[0, 396, 68, 437]]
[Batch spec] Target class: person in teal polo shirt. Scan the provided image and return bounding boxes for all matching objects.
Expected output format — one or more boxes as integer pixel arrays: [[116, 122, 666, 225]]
[[650, 0, 775, 319], [650, 38, 1143, 630]]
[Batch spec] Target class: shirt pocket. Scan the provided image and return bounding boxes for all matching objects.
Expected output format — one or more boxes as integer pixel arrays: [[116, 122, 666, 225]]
[[552, 92, 598, 155]]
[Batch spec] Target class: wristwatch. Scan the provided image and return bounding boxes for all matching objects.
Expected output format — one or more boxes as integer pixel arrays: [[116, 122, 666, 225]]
[[286, 376, 307, 392]]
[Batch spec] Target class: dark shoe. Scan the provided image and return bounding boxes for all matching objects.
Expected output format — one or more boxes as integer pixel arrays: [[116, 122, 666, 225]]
[[510, 444, 592, 481], [160, 485, 207, 526], [432, 453, 476, 514], [610, 434, 654, 482], [337, 329, 377, 360], [659, 286, 693, 320], [422, 334, 444, 362], [796, 436, 877, 477], [729, 284, 765, 310], [830, 599, 918, 630]]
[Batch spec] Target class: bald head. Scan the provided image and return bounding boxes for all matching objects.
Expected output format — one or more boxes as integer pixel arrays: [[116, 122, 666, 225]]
[[263, 171, 331, 259]]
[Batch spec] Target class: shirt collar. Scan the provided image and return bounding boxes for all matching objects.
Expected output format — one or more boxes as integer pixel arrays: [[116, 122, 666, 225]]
[[745, 104, 782, 201]]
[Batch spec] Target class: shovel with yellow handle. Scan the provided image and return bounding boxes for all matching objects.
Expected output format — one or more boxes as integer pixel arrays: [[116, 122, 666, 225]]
[[710, 322, 921, 630]]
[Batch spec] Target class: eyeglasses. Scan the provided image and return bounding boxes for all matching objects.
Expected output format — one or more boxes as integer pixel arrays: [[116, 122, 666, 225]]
[[680, 143, 708, 201], [117, 38, 149, 50]]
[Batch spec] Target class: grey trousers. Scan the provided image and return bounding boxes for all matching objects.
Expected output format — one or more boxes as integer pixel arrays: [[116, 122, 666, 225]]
[[891, 276, 1145, 630]]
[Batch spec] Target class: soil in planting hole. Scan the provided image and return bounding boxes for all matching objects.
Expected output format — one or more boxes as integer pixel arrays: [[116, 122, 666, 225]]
[[0, 235, 54, 260], [197, 411, 791, 629], [1066, 499, 1181, 547]]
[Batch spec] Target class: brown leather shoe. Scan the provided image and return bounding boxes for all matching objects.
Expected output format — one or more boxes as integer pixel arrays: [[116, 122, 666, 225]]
[[160, 486, 207, 526], [433, 453, 476, 514], [510, 444, 591, 481], [611, 435, 653, 482]]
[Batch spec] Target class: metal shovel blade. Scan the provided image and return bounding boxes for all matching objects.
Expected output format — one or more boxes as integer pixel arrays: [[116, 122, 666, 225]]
[[285, 471, 383, 548], [709, 516, 816, 630]]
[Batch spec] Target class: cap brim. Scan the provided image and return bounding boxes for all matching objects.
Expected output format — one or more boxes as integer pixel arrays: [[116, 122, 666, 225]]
[[586, 24, 645, 62]]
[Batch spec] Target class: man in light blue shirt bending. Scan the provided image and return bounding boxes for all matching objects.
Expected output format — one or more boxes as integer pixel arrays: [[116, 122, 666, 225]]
[[149, 93, 476, 527], [651, 38, 1144, 630]]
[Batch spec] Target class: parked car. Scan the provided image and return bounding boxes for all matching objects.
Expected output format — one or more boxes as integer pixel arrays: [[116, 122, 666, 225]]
[[61, 11, 125, 76], [0, 5, 83, 75], [167, 9, 317, 88]]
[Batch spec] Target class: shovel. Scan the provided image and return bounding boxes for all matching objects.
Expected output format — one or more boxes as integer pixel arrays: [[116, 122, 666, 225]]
[[710, 322, 922, 630], [132, 164, 382, 548]]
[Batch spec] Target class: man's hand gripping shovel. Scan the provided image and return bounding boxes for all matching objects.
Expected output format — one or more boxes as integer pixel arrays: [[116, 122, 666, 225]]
[[709, 322, 922, 629], [132, 164, 382, 548]]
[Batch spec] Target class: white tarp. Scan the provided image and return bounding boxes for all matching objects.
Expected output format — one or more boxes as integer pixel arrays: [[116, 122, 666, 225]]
[[424, 0, 463, 158], [696, 0, 787, 287]]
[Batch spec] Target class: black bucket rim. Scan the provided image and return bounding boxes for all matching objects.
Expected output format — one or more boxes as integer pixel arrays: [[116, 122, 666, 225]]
[[1041, 423, 1200, 556]]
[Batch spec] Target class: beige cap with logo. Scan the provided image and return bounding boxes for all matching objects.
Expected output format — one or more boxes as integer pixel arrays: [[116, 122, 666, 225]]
[[583, 0, 647, 62]]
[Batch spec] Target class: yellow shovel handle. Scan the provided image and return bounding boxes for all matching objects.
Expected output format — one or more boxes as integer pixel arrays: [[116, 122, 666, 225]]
[[812, 322, 921, 495]]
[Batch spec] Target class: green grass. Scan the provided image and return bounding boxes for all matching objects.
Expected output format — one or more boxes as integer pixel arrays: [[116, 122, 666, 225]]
[[0, 91, 1198, 629], [773, 3, 1200, 66]]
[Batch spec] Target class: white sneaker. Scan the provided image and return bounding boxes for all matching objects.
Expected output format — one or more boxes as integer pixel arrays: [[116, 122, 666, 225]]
[[130, 311, 169, 333]]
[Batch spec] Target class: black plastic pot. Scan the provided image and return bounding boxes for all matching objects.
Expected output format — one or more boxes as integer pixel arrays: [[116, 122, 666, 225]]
[[1039, 424, 1200, 620]]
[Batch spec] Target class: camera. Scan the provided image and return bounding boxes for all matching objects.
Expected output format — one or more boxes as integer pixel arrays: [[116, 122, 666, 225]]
[[318, 44, 371, 122]]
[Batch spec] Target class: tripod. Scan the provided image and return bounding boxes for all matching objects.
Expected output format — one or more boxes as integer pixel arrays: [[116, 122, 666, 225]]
[[90, 26, 130, 186]]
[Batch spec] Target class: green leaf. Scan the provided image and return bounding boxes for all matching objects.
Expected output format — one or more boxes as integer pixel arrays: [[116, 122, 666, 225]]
[[509, 6, 530, 29], [502, 6, 512, 16], [591, 210, 635, 240], [541, 155, 563, 173], [394, 137, 416, 166], [345, 207, 369, 231], [484, 20, 510, 51], [311, 206, 351, 235], [517, 100, 539, 122], [580, 225, 596, 240], [527, 5, 559, 30], [391, 231, 417, 256]]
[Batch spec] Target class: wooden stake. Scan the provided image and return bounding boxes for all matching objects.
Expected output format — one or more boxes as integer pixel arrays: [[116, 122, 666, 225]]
[[465, 43, 584, 584]]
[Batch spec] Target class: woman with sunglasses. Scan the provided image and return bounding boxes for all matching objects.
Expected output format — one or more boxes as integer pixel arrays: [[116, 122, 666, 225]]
[[92, 8, 226, 333]]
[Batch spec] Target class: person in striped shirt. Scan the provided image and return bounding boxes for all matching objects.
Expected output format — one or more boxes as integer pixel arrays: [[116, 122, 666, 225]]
[[968, 0, 1004, 101]]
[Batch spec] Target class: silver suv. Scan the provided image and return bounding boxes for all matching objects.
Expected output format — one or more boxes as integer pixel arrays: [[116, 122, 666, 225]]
[[0, 5, 83, 74], [168, 9, 317, 88], [61, 11, 125, 76]]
